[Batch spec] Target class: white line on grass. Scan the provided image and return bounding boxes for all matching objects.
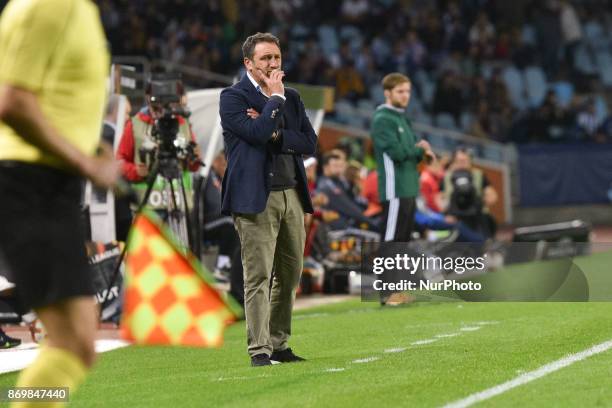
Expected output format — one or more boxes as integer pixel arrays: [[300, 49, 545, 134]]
[[442, 339, 612, 408], [411, 339, 439, 346], [216, 374, 270, 382], [436, 333, 461, 338], [352, 357, 380, 364], [475, 321, 500, 325], [325, 368, 346, 372], [460, 326, 481, 332], [384, 347, 407, 353]]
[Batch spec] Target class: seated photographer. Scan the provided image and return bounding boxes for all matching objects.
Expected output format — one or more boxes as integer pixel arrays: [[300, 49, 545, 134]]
[[441, 147, 498, 238], [201, 151, 244, 307], [316, 152, 378, 231], [116, 76, 201, 214]]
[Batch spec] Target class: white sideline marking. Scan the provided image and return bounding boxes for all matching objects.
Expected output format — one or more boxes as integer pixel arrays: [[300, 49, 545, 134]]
[[0, 340, 129, 375], [475, 321, 500, 326], [411, 339, 439, 346], [325, 368, 346, 372], [442, 339, 612, 408], [384, 347, 407, 353], [460, 326, 481, 332], [436, 333, 460, 338], [216, 374, 270, 382], [352, 357, 379, 364]]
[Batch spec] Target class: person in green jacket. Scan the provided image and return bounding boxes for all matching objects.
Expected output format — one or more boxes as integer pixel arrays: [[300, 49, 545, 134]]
[[370, 73, 434, 304]]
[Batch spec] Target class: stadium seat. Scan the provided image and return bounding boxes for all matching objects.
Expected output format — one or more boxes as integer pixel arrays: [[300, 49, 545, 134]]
[[594, 95, 609, 125], [583, 21, 604, 47], [460, 111, 473, 132], [420, 78, 436, 106], [521, 24, 537, 46], [574, 43, 597, 74], [434, 112, 458, 131], [333, 99, 356, 125], [357, 99, 375, 122], [369, 84, 385, 105], [406, 94, 423, 116], [552, 81, 574, 108], [414, 112, 433, 125], [414, 69, 429, 88], [502, 66, 526, 110], [339, 25, 362, 51], [524, 66, 548, 108], [594, 50, 612, 87], [318, 25, 339, 55]]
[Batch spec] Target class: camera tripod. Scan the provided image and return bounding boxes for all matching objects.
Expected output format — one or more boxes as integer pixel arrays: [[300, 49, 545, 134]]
[[99, 153, 204, 319]]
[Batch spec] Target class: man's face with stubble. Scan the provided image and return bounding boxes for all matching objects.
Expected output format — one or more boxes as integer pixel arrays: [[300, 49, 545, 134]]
[[385, 81, 411, 109], [244, 41, 282, 87]]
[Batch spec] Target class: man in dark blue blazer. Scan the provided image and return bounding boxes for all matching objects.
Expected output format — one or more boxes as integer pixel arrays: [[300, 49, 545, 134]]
[[219, 32, 317, 367]]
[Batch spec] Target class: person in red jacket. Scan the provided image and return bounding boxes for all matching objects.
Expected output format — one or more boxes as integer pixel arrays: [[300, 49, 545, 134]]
[[116, 79, 201, 212]]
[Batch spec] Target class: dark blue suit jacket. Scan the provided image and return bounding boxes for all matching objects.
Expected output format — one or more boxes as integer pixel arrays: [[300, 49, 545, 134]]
[[219, 74, 317, 215]]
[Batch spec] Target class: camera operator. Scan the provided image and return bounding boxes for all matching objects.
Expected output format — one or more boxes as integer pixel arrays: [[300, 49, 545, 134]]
[[116, 77, 201, 216], [442, 147, 498, 238]]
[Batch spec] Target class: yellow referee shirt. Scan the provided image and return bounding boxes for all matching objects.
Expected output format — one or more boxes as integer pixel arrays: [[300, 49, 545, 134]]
[[0, 0, 109, 169]]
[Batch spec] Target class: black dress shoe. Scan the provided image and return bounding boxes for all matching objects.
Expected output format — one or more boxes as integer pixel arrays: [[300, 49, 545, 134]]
[[0, 328, 21, 349], [270, 348, 306, 363], [251, 353, 272, 367]]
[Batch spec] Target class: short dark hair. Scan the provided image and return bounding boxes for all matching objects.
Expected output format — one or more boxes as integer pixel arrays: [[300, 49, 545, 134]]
[[321, 152, 341, 167], [382, 73, 411, 91], [242, 32, 281, 60]]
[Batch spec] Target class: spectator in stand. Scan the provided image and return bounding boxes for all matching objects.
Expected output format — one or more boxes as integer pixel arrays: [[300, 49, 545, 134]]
[[534, 1, 562, 79], [420, 157, 446, 213], [493, 30, 512, 60], [469, 11, 495, 59], [433, 71, 464, 124], [201, 151, 244, 305], [486, 68, 513, 137], [529, 90, 570, 141], [510, 26, 536, 69], [559, 0, 582, 75], [595, 114, 612, 143], [362, 169, 382, 217], [335, 60, 367, 102], [576, 98, 601, 140], [405, 31, 428, 75], [316, 152, 376, 230], [340, 0, 369, 25]]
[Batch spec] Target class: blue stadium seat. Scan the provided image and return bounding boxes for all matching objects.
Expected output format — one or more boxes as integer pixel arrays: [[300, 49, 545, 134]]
[[552, 81, 574, 108], [595, 95, 609, 125], [414, 69, 429, 89], [434, 112, 458, 131], [420, 78, 436, 106], [406, 93, 423, 116], [574, 43, 597, 74], [583, 21, 604, 46], [502, 65, 526, 110], [521, 24, 537, 46], [334, 99, 356, 125], [595, 50, 612, 87], [339, 25, 362, 50], [460, 111, 473, 132], [369, 84, 385, 105], [414, 112, 432, 125], [318, 25, 339, 55], [524, 66, 548, 108]]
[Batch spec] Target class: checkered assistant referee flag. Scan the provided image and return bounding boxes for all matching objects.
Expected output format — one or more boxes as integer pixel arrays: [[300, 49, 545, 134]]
[[120, 211, 242, 347]]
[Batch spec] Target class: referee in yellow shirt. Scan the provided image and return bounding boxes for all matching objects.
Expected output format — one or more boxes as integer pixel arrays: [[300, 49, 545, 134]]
[[0, 0, 120, 405]]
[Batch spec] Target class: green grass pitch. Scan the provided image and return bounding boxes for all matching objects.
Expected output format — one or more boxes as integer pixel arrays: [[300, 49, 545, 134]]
[[2, 251, 612, 407]]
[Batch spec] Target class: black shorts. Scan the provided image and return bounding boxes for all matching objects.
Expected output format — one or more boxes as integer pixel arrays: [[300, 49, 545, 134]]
[[0, 161, 94, 310]]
